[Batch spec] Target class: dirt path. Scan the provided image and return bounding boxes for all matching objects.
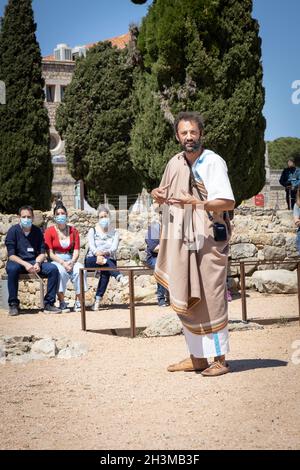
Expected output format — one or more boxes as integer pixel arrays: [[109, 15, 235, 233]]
[[0, 293, 299, 450]]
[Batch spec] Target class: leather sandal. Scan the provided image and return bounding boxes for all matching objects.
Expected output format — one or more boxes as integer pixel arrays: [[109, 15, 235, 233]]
[[167, 355, 209, 372], [201, 361, 230, 377]]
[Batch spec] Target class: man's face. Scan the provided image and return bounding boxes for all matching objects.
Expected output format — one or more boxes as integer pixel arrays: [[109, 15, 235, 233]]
[[288, 160, 295, 168], [176, 119, 202, 153], [19, 209, 33, 221]]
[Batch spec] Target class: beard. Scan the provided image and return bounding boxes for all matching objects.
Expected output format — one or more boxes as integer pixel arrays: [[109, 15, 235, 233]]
[[181, 139, 202, 153]]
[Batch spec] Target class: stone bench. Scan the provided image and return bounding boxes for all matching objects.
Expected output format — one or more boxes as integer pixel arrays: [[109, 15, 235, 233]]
[[79, 266, 154, 337], [1, 273, 46, 309]]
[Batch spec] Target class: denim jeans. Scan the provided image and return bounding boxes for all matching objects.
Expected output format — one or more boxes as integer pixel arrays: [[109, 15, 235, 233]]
[[6, 260, 59, 306], [146, 257, 169, 302], [85, 256, 120, 298]]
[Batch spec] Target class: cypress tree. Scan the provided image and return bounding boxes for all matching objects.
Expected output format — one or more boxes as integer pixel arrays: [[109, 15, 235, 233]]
[[0, 0, 52, 213], [56, 42, 142, 209], [130, 0, 266, 204]]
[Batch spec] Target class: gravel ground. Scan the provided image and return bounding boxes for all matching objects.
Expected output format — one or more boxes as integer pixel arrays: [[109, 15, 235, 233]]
[[0, 292, 299, 450]]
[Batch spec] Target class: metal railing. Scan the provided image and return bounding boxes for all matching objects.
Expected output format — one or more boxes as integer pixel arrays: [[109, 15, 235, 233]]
[[79, 259, 300, 338]]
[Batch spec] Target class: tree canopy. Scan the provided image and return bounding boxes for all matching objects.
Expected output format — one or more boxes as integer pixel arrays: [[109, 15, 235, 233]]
[[56, 42, 142, 208], [130, 0, 266, 204], [0, 0, 52, 213], [268, 137, 300, 169]]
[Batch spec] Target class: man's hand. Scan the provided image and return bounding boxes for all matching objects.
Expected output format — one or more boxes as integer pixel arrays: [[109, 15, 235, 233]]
[[25, 262, 35, 273], [151, 184, 170, 204], [295, 219, 300, 227], [33, 262, 41, 273], [168, 190, 205, 208]]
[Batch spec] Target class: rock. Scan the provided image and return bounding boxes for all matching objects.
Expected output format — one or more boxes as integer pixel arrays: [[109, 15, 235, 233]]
[[0, 345, 5, 358], [142, 314, 183, 337], [0, 246, 7, 261], [57, 342, 88, 359], [55, 337, 70, 351], [251, 269, 297, 293], [9, 353, 34, 364], [271, 233, 286, 247], [31, 338, 57, 358], [230, 243, 257, 260], [0, 223, 10, 235], [228, 320, 264, 331], [134, 286, 156, 301], [249, 233, 273, 246], [263, 245, 286, 261], [33, 211, 44, 227]]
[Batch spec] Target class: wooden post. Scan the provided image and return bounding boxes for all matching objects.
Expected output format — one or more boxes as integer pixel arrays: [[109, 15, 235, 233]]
[[240, 261, 247, 322], [80, 269, 86, 331], [128, 270, 136, 338]]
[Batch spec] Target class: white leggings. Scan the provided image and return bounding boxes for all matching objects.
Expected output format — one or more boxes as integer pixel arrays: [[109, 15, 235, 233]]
[[52, 259, 87, 295]]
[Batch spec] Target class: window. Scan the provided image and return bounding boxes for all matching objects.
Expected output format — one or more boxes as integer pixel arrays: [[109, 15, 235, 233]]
[[60, 85, 67, 101], [46, 85, 55, 103]]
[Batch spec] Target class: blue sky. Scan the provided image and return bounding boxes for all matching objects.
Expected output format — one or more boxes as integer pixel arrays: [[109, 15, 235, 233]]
[[0, 0, 299, 141]]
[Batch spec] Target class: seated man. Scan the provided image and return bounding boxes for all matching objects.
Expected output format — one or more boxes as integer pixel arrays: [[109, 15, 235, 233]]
[[145, 219, 170, 307], [5, 205, 61, 316]]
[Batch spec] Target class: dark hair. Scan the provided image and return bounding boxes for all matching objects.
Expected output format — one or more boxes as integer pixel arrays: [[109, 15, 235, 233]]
[[18, 205, 34, 216], [53, 201, 68, 215], [290, 152, 300, 167], [174, 111, 205, 134]]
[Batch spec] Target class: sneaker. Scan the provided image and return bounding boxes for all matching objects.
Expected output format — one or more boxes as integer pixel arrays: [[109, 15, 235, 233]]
[[8, 304, 19, 316], [44, 304, 62, 314], [92, 298, 103, 311], [59, 301, 71, 313], [116, 274, 128, 286], [73, 300, 82, 312]]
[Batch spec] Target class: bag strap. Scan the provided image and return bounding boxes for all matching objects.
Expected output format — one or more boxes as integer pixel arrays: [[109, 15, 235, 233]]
[[184, 153, 228, 223], [183, 153, 214, 221]]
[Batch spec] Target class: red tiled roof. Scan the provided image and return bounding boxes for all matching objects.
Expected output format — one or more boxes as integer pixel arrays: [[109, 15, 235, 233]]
[[43, 32, 130, 61]]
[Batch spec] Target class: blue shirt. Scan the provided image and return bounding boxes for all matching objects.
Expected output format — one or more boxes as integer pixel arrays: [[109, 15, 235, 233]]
[[5, 224, 45, 262]]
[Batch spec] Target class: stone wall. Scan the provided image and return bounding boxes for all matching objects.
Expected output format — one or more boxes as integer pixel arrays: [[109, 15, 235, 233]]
[[52, 161, 76, 209], [0, 207, 298, 307]]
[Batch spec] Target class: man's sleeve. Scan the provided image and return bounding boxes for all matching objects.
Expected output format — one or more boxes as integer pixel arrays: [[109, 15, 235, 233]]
[[5, 227, 16, 257], [39, 228, 46, 254], [202, 156, 235, 202]]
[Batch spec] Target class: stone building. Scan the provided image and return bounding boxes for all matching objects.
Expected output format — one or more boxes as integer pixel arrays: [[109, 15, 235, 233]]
[[42, 33, 130, 209]]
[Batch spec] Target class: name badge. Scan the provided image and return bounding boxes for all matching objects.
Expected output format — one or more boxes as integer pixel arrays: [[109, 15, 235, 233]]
[[27, 247, 34, 252]]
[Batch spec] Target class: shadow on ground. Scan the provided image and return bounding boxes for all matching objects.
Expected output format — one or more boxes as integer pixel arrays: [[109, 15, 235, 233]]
[[228, 358, 288, 372]]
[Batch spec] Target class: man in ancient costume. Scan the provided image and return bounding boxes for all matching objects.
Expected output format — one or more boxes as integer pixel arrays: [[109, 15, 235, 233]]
[[151, 111, 235, 376]]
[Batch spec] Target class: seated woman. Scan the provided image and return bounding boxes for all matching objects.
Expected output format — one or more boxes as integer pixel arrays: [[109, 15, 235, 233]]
[[44, 202, 87, 312], [85, 205, 127, 311]]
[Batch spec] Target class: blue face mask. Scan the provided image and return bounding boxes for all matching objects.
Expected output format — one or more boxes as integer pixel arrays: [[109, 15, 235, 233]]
[[99, 218, 110, 229], [20, 218, 32, 229], [55, 214, 67, 225]]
